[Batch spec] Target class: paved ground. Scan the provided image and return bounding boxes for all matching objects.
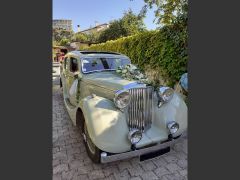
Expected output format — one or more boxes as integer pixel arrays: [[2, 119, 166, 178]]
[[52, 77, 188, 180]]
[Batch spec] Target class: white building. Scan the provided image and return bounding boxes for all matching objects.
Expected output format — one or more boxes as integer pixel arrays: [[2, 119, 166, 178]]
[[53, 19, 72, 31], [79, 23, 109, 35]]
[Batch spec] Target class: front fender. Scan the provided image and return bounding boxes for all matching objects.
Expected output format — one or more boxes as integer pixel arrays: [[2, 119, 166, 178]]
[[79, 95, 131, 153], [153, 92, 188, 137]]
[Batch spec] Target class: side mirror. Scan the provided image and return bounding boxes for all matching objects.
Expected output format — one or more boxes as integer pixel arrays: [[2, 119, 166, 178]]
[[180, 73, 188, 92]]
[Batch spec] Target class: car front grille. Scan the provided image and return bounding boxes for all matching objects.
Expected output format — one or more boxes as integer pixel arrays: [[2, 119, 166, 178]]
[[127, 86, 154, 132]]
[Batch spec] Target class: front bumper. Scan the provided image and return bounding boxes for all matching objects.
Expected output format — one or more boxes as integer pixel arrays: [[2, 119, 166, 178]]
[[100, 135, 183, 163]]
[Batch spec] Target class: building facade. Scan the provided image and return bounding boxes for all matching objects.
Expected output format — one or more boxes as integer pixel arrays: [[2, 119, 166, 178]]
[[79, 23, 109, 35], [53, 19, 72, 31]]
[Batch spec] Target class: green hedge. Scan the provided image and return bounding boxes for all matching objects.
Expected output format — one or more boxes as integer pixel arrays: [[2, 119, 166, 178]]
[[86, 22, 187, 86]]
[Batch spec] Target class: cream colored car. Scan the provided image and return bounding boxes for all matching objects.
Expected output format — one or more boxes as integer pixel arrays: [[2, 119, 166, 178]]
[[60, 51, 187, 163]]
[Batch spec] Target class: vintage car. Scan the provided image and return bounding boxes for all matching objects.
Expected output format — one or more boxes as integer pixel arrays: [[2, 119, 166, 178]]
[[60, 51, 187, 163]]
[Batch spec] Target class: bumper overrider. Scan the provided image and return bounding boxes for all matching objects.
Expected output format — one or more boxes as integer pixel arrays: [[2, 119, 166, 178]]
[[100, 135, 183, 163]]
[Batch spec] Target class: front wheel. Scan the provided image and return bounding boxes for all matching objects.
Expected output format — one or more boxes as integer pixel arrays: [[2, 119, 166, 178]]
[[83, 121, 101, 163]]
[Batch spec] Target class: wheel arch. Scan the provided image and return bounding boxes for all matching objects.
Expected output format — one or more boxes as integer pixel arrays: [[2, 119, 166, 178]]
[[76, 107, 84, 131]]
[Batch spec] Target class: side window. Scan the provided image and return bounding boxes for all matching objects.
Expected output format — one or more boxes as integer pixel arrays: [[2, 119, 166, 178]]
[[70, 57, 78, 72]]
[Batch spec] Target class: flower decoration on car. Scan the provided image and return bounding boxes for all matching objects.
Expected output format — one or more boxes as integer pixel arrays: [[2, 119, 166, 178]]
[[116, 64, 151, 85]]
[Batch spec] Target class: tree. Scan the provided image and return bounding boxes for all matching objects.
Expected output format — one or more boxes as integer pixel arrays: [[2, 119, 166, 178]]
[[98, 20, 123, 43], [52, 28, 74, 44], [98, 9, 146, 43], [59, 38, 70, 46], [137, 0, 188, 26], [86, 31, 100, 43], [121, 9, 146, 34], [71, 33, 88, 42]]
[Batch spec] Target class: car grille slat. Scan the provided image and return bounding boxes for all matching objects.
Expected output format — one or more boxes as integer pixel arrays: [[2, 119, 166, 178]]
[[128, 87, 153, 132]]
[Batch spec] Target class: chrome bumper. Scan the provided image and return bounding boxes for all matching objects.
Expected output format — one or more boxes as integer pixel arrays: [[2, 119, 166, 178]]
[[100, 136, 183, 163]]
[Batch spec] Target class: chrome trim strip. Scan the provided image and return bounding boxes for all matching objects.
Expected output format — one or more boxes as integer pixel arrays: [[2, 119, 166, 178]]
[[100, 136, 183, 163], [123, 82, 146, 90]]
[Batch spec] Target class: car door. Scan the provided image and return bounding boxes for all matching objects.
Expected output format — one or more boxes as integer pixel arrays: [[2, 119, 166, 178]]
[[61, 56, 70, 95], [66, 56, 80, 105]]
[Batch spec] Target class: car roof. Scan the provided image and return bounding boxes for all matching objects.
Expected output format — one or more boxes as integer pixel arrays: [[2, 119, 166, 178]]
[[67, 50, 129, 59]]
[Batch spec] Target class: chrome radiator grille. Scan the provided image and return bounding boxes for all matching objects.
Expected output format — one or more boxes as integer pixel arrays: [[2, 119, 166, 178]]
[[127, 87, 153, 132]]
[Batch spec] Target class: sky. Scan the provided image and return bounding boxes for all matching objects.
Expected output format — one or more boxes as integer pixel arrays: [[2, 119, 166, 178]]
[[53, 0, 158, 32]]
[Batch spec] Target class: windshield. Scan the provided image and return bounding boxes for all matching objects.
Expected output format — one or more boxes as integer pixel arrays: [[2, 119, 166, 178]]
[[81, 57, 130, 73]]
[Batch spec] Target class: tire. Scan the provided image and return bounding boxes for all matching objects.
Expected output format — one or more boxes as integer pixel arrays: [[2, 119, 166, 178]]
[[81, 116, 101, 163]]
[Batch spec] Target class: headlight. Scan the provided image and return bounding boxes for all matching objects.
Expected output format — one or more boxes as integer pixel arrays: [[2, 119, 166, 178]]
[[114, 90, 131, 109], [128, 129, 142, 144], [167, 121, 179, 134], [159, 86, 174, 102]]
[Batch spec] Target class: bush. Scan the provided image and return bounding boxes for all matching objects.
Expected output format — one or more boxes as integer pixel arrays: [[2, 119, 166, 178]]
[[59, 38, 70, 46], [86, 21, 187, 87], [72, 33, 87, 42]]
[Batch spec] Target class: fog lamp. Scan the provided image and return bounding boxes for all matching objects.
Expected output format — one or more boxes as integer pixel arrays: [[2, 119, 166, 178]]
[[128, 129, 142, 144], [167, 121, 179, 134]]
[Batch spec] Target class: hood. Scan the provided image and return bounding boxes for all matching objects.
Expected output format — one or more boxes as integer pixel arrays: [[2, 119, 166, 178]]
[[82, 71, 145, 91]]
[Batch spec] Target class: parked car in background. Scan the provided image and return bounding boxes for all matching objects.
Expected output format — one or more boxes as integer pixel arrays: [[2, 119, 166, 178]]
[[60, 51, 188, 163]]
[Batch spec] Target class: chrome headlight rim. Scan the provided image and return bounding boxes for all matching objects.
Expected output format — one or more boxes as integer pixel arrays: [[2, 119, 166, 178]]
[[128, 129, 142, 145], [158, 86, 174, 103], [167, 121, 179, 134], [114, 89, 131, 109]]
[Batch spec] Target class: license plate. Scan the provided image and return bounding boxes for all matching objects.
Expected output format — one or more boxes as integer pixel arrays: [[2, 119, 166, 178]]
[[139, 146, 170, 161]]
